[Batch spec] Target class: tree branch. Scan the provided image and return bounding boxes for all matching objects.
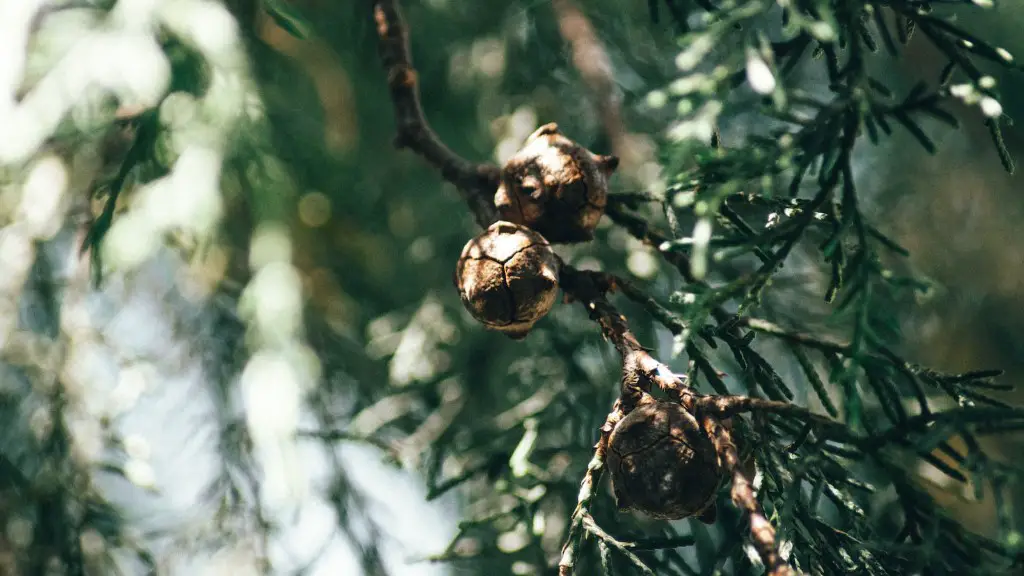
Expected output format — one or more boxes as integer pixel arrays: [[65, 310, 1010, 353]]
[[372, 0, 499, 227], [703, 417, 794, 576], [559, 266, 692, 407]]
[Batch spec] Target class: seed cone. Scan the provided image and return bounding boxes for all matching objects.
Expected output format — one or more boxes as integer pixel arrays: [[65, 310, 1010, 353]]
[[455, 221, 560, 339], [607, 397, 723, 520], [494, 123, 618, 243]]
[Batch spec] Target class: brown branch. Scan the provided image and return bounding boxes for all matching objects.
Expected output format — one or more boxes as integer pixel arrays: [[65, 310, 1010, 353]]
[[559, 266, 692, 408], [558, 267, 641, 356], [372, 0, 499, 227], [703, 417, 795, 576], [696, 394, 853, 441]]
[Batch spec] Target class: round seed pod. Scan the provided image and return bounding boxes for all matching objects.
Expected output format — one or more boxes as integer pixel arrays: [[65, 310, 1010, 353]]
[[606, 398, 722, 520], [455, 221, 560, 339], [494, 123, 618, 243]]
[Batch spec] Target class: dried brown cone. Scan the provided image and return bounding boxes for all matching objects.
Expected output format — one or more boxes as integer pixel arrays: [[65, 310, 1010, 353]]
[[494, 123, 618, 243], [606, 395, 724, 522], [455, 221, 560, 339]]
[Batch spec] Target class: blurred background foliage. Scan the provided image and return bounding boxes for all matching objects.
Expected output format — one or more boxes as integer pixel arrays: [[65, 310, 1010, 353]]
[[0, 0, 1022, 575]]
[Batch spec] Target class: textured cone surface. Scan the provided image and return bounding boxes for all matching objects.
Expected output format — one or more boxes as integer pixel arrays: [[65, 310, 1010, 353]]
[[455, 221, 559, 338], [456, 258, 513, 325], [505, 248, 559, 326], [607, 399, 722, 520], [494, 123, 614, 243]]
